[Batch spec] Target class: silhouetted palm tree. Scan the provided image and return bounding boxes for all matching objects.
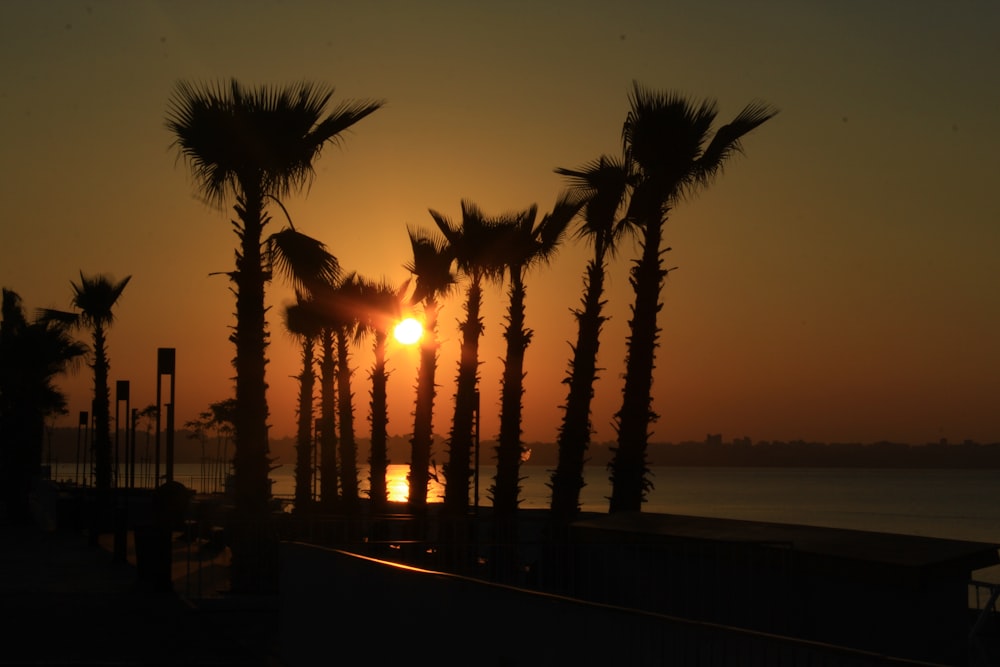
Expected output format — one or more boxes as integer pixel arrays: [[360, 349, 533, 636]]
[[353, 277, 408, 513], [68, 272, 130, 536], [283, 295, 323, 513], [166, 81, 381, 581], [207, 399, 236, 492], [324, 275, 366, 514], [135, 404, 158, 486], [609, 83, 776, 513], [0, 289, 85, 524], [548, 156, 631, 528], [490, 195, 581, 524], [184, 410, 213, 491], [317, 322, 339, 510], [404, 228, 456, 514], [430, 201, 506, 516], [270, 225, 341, 513], [271, 226, 344, 511]]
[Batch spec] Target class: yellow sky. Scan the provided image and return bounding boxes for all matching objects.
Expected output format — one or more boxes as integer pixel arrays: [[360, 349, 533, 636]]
[[1, 1, 998, 447]]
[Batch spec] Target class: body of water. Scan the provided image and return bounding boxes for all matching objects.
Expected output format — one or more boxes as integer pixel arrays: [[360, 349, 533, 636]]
[[53, 461, 1000, 578]]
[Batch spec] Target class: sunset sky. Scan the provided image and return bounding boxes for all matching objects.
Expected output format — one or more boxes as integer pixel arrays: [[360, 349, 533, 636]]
[[2, 1, 997, 451]]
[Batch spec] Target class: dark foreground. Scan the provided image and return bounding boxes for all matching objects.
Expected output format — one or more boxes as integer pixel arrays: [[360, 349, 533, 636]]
[[0, 523, 279, 666]]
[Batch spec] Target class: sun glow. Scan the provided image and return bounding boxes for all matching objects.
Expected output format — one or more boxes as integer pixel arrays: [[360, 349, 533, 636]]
[[388, 473, 410, 503], [393, 317, 423, 345]]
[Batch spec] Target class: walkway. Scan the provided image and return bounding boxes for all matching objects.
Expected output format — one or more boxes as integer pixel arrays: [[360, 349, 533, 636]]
[[0, 523, 279, 666]]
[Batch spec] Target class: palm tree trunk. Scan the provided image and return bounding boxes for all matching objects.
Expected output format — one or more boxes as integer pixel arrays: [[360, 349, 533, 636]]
[[492, 273, 531, 581], [294, 337, 315, 513], [319, 329, 339, 510], [550, 250, 608, 525], [443, 279, 483, 515], [230, 186, 277, 594], [91, 322, 112, 494], [368, 332, 389, 513], [408, 300, 440, 515], [494, 275, 530, 516], [87, 321, 113, 546], [336, 329, 360, 512], [609, 215, 666, 513], [232, 188, 273, 515]]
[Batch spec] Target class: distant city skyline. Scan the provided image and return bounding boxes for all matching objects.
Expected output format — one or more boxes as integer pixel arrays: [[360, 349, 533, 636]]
[[2, 1, 997, 446]]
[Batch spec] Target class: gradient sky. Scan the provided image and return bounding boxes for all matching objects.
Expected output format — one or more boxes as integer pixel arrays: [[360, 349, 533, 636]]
[[2, 1, 998, 448]]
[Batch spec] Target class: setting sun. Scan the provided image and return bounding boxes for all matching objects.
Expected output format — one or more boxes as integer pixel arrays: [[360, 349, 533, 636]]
[[393, 317, 423, 345]]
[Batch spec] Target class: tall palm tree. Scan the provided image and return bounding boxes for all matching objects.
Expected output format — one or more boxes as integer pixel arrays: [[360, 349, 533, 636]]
[[548, 156, 631, 528], [136, 404, 158, 485], [271, 226, 344, 512], [69, 272, 130, 536], [166, 80, 378, 591], [184, 410, 213, 491], [317, 322, 339, 510], [327, 275, 365, 514], [429, 201, 506, 516], [403, 228, 455, 515], [283, 295, 323, 513], [352, 277, 408, 513], [490, 195, 581, 525], [0, 289, 85, 524], [207, 398, 236, 493], [609, 82, 777, 513], [271, 225, 340, 513]]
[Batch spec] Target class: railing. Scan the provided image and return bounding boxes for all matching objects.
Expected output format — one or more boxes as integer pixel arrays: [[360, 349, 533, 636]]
[[969, 580, 1000, 637], [280, 541, 953, 667], [165, 505, 995, 665]]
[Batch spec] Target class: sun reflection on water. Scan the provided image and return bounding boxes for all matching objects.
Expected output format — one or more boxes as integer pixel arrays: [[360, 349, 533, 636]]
[[384, 464, 444, 503]]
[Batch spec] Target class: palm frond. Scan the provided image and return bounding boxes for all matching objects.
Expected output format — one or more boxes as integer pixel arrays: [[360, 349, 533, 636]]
[[688, 100, 779, 190], [70, 272, 131, 327], [404, 227, 456, 304], [534, 192, 583, 264], [555, 154, 633, 249], [268, 227, 340, 295], [166, 78, 384, 206]]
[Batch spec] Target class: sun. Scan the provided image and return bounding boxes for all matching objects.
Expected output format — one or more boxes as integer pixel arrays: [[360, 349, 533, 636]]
[[393, 317, 423, 345]]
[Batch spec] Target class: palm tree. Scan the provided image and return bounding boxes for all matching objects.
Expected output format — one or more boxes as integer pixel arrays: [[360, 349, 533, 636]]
[[429, 201, 506, 516], [283, 295, 323, 513], [316, 323, 339, 510], [270, 228, 343, 512], [136, 404, 158, 486], [69, 272, 130, 536], [307, 273, 373, 514], [326, 275, 365, 514], [271, 226, 340, 513], [166, 80, 379, 591], [353, 277, 408, 513], [403, 228, 456, 515], [0, 289, 86, 524], [207, 399, 236, 493], [609, 83, 777, 513], [490, 195, 581, 529], [548, 156, 631, 528], [184, 410, 213, 491]]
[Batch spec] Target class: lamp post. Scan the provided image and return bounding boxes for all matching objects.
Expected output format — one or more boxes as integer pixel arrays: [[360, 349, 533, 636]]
[[113, 380, 130, 564], [115, 381, 130, 489], [154, 348, 176, 486], [130, 408, 137, 489]]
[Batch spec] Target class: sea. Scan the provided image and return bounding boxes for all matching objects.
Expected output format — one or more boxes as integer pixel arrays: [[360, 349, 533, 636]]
[[52, 461, 1000, 583]]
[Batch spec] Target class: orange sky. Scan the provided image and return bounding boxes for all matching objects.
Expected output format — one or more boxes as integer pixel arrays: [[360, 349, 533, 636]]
[[1, 1, 998, 447]]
